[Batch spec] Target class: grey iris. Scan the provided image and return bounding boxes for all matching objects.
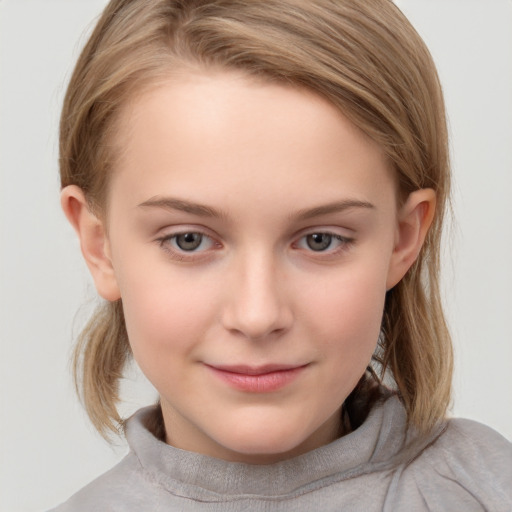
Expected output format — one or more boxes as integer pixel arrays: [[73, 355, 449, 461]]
[[306, 233, 332, 251], [176, 233, 203, 251]]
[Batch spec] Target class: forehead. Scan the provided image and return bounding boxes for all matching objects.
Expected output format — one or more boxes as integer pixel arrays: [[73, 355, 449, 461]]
[[109, 70, 396, 214]]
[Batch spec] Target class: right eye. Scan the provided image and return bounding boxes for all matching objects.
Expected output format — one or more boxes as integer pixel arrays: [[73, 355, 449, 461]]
[[157, 231, 216, 255]]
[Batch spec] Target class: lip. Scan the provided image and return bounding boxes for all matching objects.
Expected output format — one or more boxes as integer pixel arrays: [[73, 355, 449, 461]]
[[205, 363, 308, 393]]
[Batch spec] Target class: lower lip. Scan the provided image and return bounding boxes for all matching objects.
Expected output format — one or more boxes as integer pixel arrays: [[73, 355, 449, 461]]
[[206, 366, 307, 393]]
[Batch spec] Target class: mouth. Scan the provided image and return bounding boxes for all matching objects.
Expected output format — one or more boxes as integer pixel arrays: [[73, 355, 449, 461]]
[[204, 363, 309, 393]]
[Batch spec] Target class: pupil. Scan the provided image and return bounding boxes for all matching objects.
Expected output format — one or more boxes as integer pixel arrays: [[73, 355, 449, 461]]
[[307, 233, 332, 251], [176, 233, 202, 251]]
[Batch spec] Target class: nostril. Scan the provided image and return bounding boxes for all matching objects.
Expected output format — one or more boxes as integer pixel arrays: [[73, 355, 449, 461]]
[[221, 297, 293, 340]]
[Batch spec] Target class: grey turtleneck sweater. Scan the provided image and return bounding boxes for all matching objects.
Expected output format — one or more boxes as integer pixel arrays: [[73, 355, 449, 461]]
[[49, 396, 512, 511]]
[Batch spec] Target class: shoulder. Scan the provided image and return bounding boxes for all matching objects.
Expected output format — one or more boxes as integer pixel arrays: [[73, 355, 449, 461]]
[[405, 418, 512, 511], [48, 452, 152, 512], [430, 417, 512, 478]]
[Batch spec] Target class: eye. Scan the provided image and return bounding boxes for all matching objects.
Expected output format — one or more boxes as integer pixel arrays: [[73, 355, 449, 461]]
[[158, 231, 216, 254], [174, 232, 205, 251], [306, 233, 334, 251], [295, 232, 352, 253]]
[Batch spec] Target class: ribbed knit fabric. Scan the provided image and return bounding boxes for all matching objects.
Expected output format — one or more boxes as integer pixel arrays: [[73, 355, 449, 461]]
[[50, 395, 512, 511]]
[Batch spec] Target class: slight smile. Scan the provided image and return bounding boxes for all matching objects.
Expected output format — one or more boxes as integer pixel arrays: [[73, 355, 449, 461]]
[[204, 363, 310, 393]]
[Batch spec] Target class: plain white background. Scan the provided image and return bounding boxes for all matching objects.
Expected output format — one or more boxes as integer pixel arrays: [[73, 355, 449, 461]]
[[0, 1, 511, 510]]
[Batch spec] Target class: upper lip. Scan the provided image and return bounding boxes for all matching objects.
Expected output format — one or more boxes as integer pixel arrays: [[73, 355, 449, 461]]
[[205, 363, 308, 375]]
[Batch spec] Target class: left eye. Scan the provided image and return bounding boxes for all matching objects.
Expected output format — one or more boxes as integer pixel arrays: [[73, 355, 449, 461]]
[[297, 233, 348, 252], [161, 232, 214, 252]]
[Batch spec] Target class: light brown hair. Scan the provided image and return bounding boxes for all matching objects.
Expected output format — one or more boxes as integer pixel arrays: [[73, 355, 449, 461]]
[[60, 0, 452, 438]]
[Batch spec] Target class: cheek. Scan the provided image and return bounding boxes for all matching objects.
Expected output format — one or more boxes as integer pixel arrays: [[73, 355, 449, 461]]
[[292, 263, 388, 416], [305, 263, 388, 361], [117, 267, 218, 373]]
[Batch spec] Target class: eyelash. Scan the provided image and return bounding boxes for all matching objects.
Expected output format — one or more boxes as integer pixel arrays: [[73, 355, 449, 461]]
[[156, 231, 219, 261], [155, 230, 354, 261], [293, 232, 354, 256]]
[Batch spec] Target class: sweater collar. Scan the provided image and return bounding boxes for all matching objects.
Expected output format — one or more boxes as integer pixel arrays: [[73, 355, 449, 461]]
[[125, 395, 409, 499]]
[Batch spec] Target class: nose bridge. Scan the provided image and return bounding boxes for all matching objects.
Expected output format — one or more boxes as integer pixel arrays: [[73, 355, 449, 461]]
[[222, 246, 292, 340]]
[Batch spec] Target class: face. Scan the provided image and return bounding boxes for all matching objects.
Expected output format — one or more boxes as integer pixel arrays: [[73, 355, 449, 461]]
[[102, 71, 402, 463]]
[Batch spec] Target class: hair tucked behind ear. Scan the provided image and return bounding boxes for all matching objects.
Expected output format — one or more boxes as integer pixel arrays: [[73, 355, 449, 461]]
[[61, 0, 452, 438]]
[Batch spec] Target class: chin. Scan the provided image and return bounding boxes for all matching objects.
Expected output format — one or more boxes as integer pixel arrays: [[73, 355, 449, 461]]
[[211, 420, 320, 464]]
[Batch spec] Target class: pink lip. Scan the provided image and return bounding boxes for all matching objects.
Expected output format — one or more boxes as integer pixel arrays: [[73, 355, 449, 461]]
[[205, 364, 308, 393]]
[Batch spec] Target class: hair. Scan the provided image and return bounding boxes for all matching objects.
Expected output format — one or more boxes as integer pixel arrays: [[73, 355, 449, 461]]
[[60, 0, 452, 439]]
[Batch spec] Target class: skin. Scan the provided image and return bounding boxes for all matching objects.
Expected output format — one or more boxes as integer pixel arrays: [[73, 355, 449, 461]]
[[62, 70, 435, 464]]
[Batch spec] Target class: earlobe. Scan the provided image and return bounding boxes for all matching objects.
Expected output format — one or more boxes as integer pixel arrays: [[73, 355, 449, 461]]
[[61, 185, 121, 301], [386, 188, 436, 290]]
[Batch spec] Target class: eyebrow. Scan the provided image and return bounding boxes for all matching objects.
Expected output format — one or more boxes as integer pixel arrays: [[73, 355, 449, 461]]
[[138, 196, 375, 220], [293, 199, 375, 221], [138, 196, 227, 218]]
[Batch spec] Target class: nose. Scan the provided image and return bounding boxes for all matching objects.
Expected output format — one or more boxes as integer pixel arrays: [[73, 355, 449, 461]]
[[221, 251, 293, 340]]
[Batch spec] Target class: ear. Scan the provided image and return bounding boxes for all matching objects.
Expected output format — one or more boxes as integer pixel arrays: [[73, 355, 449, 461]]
[[61, 185, 121, 301], [386, 188, 436, 290]]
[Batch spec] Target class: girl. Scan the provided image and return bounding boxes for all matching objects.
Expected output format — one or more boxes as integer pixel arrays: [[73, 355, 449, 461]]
[[50, 0, 511, 510]]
